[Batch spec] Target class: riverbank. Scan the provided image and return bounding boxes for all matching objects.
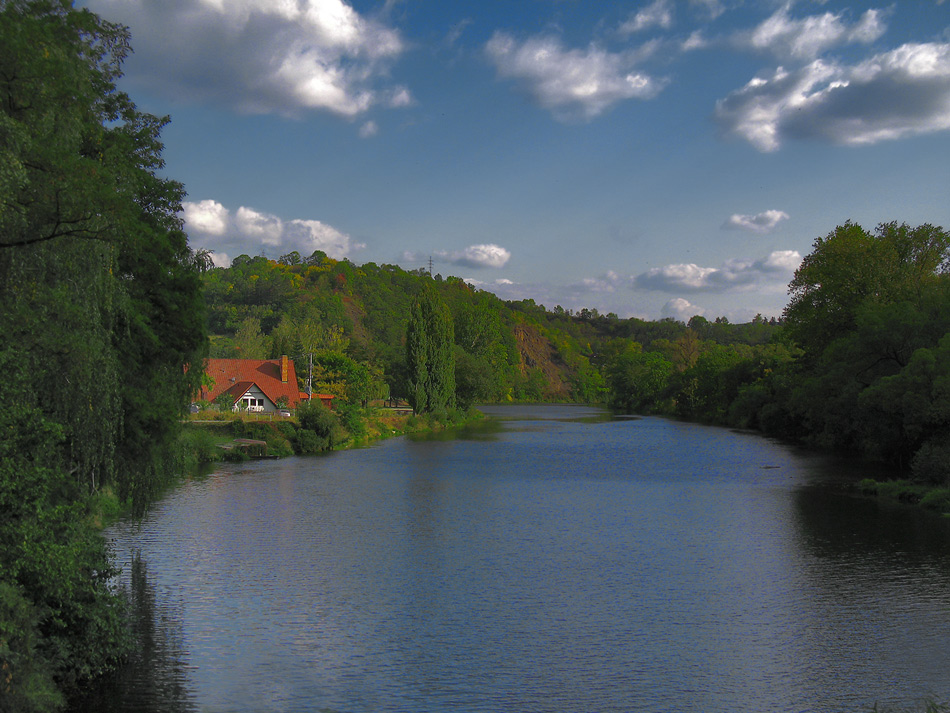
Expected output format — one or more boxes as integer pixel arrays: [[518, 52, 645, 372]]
[[855, 478, 950, 516], [180, 404, 484, 466]]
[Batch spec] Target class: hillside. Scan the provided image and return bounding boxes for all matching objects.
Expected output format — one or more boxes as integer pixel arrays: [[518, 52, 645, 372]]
[[201, 252, 601, 405]]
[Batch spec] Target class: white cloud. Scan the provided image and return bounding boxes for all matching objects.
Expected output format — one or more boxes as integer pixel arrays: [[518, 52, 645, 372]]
[[182, 199, 230, 236], [359, 120, 379, 138], [87, 0, 405, 118], [388, 87, 413, 108], [737, 6, 886, 61], [463, 277, 515, 288], [723, 209, 790, 233], [580, 270, 625, 293], [759, 249, 801, 272], [285, 219, 365, 257], [235, 206, 283, 245], [485, 32, 664, 121], [634, 250, 802, 293], [662, 297, 704, 321], [689, 0, 725, 21], [182, 199, 364, 262], [682, 30, 708, 52], [715, 43, 950, 151], [437, 243, 512, 269], [620, 0, 673, 35]]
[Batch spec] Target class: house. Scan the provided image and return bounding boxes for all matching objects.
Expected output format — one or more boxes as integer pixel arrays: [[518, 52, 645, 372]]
[[197, 356, 335, 412]]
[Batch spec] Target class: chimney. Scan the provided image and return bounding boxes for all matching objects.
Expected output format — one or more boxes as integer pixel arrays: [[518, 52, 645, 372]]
[[281, 355, 289, 383]]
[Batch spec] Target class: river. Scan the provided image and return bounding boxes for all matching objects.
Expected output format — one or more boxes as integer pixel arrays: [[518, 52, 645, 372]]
[[81, 405, 950, 712]]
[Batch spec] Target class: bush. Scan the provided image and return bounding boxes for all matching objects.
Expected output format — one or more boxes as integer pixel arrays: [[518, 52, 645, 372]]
[[293, 429, 328, 455], [0, 582, 62, 713], [0, 406, 129, 706], [297, 402, 340, 450], [920, 488, 950, 513], [912, 437, 950, 485], [179, 427, 221, 466], [335, 402, 367, 440]]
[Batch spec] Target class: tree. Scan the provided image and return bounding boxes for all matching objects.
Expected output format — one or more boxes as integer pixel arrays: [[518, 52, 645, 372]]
[[234, 316, 268, 359], [0, 0, 208, 509], [405, 285, 455, 413], [606, 343, 673, 413], [0, 0, 207, 704], [784, 221, 950, 357]]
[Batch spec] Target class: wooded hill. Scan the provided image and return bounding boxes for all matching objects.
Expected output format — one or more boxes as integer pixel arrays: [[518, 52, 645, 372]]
[[200, 251, 781, 409]]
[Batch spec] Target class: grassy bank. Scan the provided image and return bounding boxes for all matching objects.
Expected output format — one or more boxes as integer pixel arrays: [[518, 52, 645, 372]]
[[856, 479, 950, 516], [180, 404, 484, 467]]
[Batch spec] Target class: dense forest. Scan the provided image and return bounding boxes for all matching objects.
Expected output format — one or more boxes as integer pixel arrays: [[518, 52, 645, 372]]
[[3, 0, 950, 710]]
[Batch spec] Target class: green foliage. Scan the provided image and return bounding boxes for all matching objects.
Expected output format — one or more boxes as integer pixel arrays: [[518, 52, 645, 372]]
[[0, 0, 208, 512], [0, 1, 208, 706], [179, 427, 222, 466], [406, 285, 456, 413], [606, 344, 673, 413], [334, 401, 367, 440], [785, 221, 950, 357], [0, 582, 63, 713], [0, 398, 128, 707], [297, 401, 341, 449], [234, 316, 268, 359], [454, 345, 495, 410]]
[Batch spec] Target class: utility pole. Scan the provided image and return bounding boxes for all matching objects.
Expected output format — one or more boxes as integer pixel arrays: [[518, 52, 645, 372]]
[[308, 352, 313, 397]]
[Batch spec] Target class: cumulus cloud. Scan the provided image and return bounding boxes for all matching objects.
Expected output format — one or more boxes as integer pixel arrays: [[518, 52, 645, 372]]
[[182, 199, 229, 236], [436, 243, 512, 269], [723, 209, 790, 233], [634, 250, 802, 293], [620, 0, 674, 35], [662, 298, 704, 321], [485, 32, 665, 120], [182, 199, 364, 263], [234, 206, 283, 245], [86, 0, 405, 118], [716, 42, 950, 151], [736, 6, 886, 61]]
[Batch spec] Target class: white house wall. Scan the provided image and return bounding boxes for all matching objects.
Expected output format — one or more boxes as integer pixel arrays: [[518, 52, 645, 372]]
[[234, 385, 277, 412]]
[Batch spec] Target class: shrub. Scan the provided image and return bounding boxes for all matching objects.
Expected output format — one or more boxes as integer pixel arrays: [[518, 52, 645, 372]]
[[297, 402, 340, 450], [179, 427, 221, 466], [294, 429, 328, 455], [920, 488, 950, 513], [912, 437, 950, 485], [335, 402, 366, 440]]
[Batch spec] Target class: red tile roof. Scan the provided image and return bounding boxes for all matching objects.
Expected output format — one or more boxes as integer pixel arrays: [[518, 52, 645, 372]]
[[199, 358, 303, 408]]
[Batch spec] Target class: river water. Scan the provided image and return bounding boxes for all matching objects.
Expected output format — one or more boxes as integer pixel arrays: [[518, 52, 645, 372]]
[[83, 405, 950, 712]]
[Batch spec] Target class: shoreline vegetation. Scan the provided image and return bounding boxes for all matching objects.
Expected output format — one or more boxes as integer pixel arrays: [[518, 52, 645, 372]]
[[3, 1, 950, 710]]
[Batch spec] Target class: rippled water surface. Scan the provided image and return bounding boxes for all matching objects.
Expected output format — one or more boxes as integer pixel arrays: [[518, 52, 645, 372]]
[[85, 406, 950, 712]]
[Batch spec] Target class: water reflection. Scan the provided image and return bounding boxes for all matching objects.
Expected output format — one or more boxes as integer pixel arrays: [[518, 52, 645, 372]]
[[83, 407, 950, 712], [790, 485, 950, 710], [73, 554, 196, 713]]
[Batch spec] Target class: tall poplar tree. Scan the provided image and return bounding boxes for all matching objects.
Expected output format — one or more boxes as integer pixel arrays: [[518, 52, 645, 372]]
[[405, 285, 456, 414]]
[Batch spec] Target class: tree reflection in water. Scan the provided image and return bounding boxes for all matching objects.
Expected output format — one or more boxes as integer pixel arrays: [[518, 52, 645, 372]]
[[71, 553, 197, 713]]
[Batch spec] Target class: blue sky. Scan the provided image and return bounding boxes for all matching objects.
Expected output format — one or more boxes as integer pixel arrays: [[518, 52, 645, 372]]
[[86, 0, 950, 321]]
